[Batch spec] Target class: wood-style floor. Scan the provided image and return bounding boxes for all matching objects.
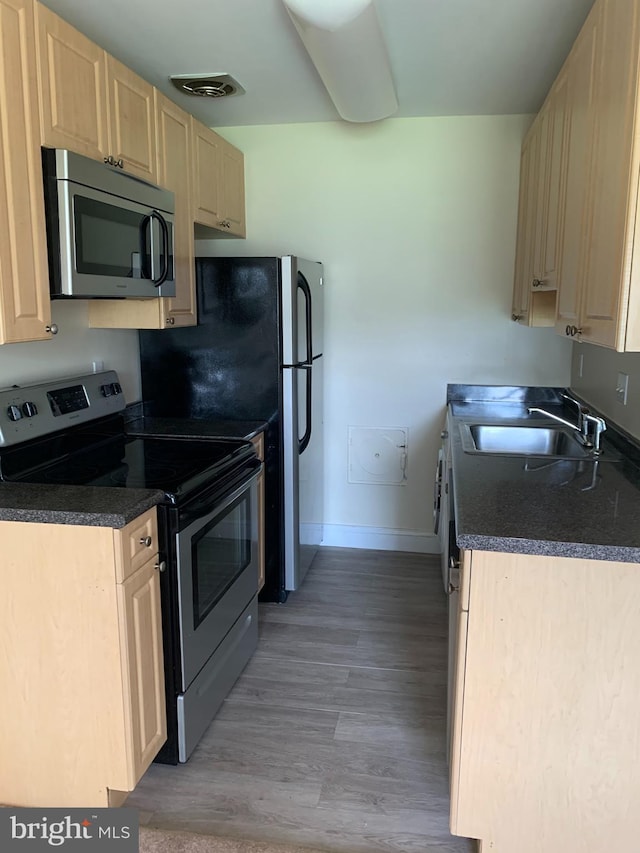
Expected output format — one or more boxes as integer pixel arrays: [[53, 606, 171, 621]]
[[128, 547, 474, 853]]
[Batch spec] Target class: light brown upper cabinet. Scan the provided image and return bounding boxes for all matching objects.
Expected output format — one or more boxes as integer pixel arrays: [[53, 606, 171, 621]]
[[219, 134, 246, 237], [512, 71, 568, 328], [554, 15, 599, 341], [0, 0, 52, 344], [516, 0, 640, 351], [89, 94, 196, 329], [192, 118, 246, 237], [36, 2, 157, 183], [573, 0, 640, 350], [511, 125, 539, 326], [105, 54, 158, 183]]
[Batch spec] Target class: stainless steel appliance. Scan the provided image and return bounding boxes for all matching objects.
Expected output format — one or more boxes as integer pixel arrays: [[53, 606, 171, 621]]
[[0, 370, 260, 764], [42, 148, 176, 299], [139, 255, 325, 600], [434, 420, 460, 766]]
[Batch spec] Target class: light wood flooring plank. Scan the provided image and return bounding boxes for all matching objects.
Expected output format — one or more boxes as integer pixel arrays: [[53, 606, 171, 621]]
[[127, 547, 473, 852]]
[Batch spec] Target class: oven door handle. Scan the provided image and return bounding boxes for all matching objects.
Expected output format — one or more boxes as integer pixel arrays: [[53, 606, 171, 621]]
[[433, 448, 444, 535], [178, 466, 262, 539]]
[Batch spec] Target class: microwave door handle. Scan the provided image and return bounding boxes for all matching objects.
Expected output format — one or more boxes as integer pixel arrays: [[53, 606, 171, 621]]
[[139, 214, 151, 279], [150, 210, 170, 287]]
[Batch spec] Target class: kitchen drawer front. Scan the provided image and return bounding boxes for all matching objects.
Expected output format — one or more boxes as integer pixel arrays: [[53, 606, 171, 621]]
[[113, 508, 158, 582]]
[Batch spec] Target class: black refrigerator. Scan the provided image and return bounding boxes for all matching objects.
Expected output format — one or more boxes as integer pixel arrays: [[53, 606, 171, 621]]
[[139, 256, 324, 602]]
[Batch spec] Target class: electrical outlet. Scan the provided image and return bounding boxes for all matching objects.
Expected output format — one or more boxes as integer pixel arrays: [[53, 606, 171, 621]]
[[616, 372, 629, 405]]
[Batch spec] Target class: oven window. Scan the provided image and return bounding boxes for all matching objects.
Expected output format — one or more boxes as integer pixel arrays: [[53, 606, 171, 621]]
[[73, 194, 150, 278], [191, 492, 251, 628]]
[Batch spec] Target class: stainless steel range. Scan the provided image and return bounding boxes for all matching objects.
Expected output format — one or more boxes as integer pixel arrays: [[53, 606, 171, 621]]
[[0, 370, 261, 763]]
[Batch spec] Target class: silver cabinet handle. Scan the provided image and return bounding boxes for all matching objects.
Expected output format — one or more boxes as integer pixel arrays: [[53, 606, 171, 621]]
[[45, 324, 58, 335], [104, 155, 114, 165], [565, 325, 583, 337], [447, 581, 459, 595], [512, 313, 522, 322], [140, 536, 153, 547], [155, 561, 166, 573], [532, 279, 547, 287], [166, 317, 176, 325], [116, 158, 124, 169], [440, 430, 448, 440]]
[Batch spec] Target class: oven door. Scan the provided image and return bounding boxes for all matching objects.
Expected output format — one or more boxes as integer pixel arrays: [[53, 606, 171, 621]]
[[54, 181, 175, 298], [176, 468, 260, 691]]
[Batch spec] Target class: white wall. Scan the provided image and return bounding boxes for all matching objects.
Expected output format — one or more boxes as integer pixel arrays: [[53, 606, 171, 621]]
[[199, 116, 573, 552], [0, 301, 141, 401]]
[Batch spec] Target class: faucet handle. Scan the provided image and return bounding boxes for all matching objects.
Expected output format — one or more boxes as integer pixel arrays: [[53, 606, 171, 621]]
[[581, 412, 607, 454], [561, 392, 588, 413], [582, 413, 606, 431]]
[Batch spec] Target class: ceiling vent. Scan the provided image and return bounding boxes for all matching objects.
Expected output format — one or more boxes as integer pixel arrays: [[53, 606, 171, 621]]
[[169, 73, 245, 98]]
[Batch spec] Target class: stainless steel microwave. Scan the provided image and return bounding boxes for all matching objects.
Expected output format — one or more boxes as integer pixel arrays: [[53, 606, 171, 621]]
[[42, 148, 176, 299]]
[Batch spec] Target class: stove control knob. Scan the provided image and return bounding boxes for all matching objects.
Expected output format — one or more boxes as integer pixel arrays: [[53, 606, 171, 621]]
[[111, 382, 122, 395], [7, 405, 22, 421], [22, 401, 38, 418], [101, 384, 112, 397]]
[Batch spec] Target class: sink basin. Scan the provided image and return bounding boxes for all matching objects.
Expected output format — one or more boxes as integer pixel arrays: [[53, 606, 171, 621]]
[[460, 423, 592, 458]]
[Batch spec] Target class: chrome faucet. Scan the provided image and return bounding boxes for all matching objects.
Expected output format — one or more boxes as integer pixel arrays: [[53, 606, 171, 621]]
[[560, 392, 586, 434], [581, 412, 607, 454], [527, 393, 607, 454]]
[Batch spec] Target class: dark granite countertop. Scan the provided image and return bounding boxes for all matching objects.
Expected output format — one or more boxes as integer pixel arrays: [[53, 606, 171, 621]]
[[447, 385, 640, 563], [0, 482, 164, 528], [125, 415, 268, 441]]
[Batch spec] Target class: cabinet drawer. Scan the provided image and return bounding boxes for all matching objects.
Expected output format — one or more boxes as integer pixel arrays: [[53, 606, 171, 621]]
[[250, 432, 265, 461], [113, 508, 158, 582]]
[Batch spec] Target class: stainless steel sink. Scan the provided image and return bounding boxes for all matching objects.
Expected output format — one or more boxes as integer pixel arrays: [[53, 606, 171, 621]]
[[460, 423, 592, 458]]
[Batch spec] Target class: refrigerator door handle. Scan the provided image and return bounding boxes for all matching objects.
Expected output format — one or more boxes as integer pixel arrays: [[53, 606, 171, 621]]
[[299, 364, 313, 454], [298, 273, 313, 365]]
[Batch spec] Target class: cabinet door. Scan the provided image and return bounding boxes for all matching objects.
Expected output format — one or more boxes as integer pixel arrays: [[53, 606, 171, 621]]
[[511, 129, 539, 324], [88, 96, 197, 330], [579, 0, 640, 350], [555, 14, 599, 338], [156, 93, 196, 326], [535, 77, 568, 292], [219, 135, 246, 237], [106, 54, 157, 183], [191, 118, 222, 228], [36, 2, 109, 160], [449, 549, 470, 834], [116, 558, 166, 788], [0, 0, 51, 344]]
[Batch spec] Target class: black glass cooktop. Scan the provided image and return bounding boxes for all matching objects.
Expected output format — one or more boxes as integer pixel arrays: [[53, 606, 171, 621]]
[[0, 420, 253, 503]]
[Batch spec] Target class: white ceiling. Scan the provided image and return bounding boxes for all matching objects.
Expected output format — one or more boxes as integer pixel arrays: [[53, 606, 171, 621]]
[[40, 0, 596, 128]]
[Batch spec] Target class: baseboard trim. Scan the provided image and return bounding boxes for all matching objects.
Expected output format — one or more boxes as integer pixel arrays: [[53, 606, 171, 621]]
[[321, 524, 439, 554]]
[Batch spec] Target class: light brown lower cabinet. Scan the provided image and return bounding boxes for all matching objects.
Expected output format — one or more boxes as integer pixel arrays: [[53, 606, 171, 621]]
[[0, 508, 166, 807], [450, 549, 640, 852]]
